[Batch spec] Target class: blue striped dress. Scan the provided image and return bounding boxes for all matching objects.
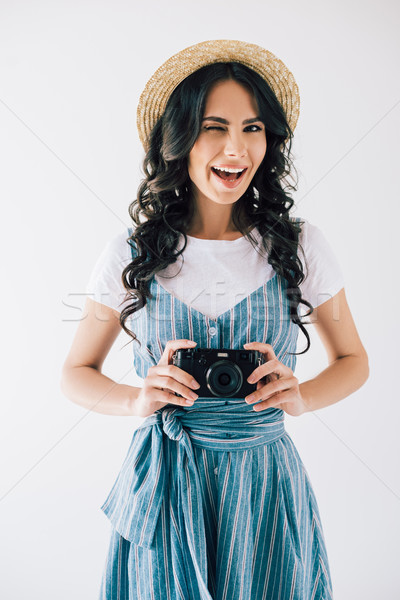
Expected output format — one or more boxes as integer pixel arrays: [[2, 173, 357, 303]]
[[98, 223, 334, 599]]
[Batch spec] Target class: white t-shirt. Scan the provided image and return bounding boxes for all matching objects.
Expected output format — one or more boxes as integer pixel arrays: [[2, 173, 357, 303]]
[[85, 219, 345, 319]]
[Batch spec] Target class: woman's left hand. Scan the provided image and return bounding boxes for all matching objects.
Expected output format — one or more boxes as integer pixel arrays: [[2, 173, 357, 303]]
[[243, 342, 308, 417]]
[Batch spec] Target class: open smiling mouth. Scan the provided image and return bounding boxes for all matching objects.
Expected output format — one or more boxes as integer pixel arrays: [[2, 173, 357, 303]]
[[211, 166, 248, 183]]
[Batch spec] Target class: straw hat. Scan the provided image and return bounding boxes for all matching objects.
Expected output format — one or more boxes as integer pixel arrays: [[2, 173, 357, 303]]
[[136, 39, 300, 151]]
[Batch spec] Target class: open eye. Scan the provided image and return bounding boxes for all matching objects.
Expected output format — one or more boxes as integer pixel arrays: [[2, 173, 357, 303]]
[[244, 125, 263, 132]]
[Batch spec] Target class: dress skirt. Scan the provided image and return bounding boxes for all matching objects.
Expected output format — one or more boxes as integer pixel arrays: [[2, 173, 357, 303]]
[[98, 417, 333, 600]]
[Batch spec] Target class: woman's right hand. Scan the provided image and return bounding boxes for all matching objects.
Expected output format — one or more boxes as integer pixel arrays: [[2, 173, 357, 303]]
[[135, 339, 201, 418]]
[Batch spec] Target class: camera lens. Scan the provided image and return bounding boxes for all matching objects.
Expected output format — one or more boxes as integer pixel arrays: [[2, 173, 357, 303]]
[[218, 373, 231, 386], [206, 360, 243, 397]]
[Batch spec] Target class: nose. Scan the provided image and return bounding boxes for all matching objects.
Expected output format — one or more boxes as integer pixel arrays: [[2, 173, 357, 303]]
[[223, 130, 248, 158]]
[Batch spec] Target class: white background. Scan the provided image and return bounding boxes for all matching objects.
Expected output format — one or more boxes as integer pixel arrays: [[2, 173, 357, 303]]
[[1, 0, 399, 598]]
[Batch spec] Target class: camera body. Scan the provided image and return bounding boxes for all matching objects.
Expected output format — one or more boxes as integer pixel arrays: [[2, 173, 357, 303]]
[[172, 347, 265, 399]]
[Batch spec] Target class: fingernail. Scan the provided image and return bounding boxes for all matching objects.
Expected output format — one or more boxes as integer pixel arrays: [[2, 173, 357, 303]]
[[187, 340, 197, 345], [246, 395, 255, 403], [189, 391, 198, 400], [191, 379, 200, 388], [247, 375, 256, 383]]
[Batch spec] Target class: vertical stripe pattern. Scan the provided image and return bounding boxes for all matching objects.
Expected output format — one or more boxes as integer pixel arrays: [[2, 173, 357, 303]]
[[99, 221, 333, 599]]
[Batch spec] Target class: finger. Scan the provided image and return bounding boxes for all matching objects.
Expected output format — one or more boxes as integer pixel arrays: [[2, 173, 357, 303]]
[[247, 358, 291, 385], [245, 376, 296, 404], [252, 393, 286, 411], [268, 372, 280, 382], [150, 386, 194, 408], [150, 374, 199, 404], [244, 342, 280, 381], [255, 373, 277, 393], [243, 342, 277, 360], [159, 339, 197, 366], [150, 364, 200, 390], [161, 388, 198, 407], [252, 387, 300, 412]]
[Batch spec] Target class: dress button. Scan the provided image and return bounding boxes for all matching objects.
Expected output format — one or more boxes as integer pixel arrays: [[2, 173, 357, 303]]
[[209, 326, 217, 336]]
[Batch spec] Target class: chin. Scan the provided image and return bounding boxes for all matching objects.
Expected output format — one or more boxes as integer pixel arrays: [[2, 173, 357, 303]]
[[211, 192, 241, 203]]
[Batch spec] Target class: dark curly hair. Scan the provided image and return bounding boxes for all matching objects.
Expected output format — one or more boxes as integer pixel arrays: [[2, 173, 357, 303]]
[[119, 62, 314, 355]]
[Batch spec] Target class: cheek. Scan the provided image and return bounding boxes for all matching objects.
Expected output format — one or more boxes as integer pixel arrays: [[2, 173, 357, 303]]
[[187, 154, 203, 183], [190, 136, 221, 164], [187, 151, 198, 180], [255, 138, 267, 166], [188, 144, 213, 180]]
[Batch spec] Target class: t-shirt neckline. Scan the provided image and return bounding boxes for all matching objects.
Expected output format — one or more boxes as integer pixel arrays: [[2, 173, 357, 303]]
[[184, 227, 258, 244]]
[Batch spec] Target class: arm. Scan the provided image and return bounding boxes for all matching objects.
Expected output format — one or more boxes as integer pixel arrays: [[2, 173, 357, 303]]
[[60, 298, 142, 416], [299, 287, 369, 412]]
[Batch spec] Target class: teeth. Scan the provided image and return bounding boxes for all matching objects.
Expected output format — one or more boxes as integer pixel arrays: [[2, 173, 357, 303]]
[[213, 166, 245, 174]]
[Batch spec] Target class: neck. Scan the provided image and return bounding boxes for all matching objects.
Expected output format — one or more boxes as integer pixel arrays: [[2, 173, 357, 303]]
[[186, 188, 251, 240]]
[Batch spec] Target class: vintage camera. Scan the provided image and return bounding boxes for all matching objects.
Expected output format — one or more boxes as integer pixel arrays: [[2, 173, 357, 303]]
[[172, 347, 265, 399]]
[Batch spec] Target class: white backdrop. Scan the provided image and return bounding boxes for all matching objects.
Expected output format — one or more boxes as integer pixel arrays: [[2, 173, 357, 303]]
[[1, 0, 399, 598]]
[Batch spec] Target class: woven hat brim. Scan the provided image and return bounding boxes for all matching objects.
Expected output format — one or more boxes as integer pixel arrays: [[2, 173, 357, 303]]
[[136, 39, 300, 150]]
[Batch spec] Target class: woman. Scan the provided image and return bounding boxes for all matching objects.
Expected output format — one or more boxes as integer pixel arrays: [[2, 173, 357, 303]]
[[61, 40, 369, 599]]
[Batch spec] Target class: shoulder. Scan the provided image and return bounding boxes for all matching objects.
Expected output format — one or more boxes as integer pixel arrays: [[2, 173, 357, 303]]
[[292, 216, 318, 242], [87, 229, 134, 282], [293, 217, 345, 307], [85, 228, 135, 312], [293, 217, 333, 259], [102, 228, 134, 264]]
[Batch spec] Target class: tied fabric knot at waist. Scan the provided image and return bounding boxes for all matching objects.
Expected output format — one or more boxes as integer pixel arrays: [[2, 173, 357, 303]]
[[100, 399, 286, 599], [161, 404, 186, 441]]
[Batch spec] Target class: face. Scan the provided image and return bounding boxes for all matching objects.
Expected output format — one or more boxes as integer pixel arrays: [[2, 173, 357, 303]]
[[187, 79, 267, 205]]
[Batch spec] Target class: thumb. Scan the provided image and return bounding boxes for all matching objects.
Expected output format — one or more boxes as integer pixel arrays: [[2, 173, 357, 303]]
[[159, 339, 197, 365]]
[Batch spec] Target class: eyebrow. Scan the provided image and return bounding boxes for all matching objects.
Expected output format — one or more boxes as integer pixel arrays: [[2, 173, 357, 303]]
[[202, 116, 263, 125]]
